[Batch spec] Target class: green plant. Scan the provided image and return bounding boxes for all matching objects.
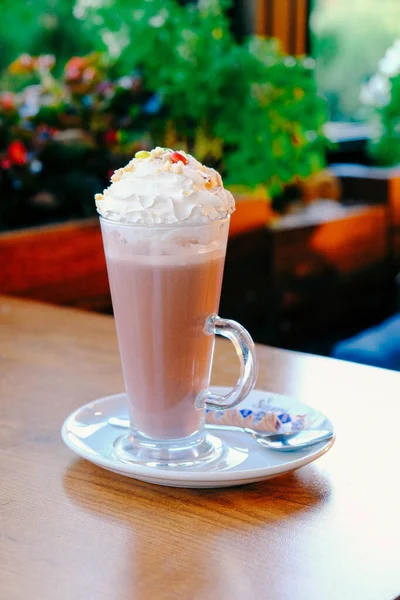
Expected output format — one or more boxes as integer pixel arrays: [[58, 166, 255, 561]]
[[0, 0, 329, 231], [361, 40, 400, 165], [0, 0, 92, 76], [79, 0, 328, 196], [0, 52, 162, 229], [311, 0, 399, 122]]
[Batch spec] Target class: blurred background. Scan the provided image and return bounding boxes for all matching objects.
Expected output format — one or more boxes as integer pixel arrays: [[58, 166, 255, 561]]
[[2, 0, 400, 369]]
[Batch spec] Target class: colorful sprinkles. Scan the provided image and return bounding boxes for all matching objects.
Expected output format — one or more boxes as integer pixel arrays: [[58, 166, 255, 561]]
[[95, 147, 221, 203]]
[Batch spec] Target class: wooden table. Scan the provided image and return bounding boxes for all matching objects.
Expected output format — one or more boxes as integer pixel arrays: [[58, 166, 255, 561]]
[[1, 297, 399, 600]]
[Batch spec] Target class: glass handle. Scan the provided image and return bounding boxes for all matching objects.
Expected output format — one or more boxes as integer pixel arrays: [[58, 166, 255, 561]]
[[202, 314, 258, 411]]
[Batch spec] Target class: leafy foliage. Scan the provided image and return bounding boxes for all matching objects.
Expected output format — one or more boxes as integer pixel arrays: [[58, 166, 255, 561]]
[[78, 0, 329, 193], [370, 74, 400, 165], [361, 40, 400, 166], [311, 0, 399, 122], [0, 0, 329, 229], [0, 0, 93, 76]]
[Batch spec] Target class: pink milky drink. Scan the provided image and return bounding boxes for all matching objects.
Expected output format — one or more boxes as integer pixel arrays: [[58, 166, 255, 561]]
[[101, 216, 257, 468]]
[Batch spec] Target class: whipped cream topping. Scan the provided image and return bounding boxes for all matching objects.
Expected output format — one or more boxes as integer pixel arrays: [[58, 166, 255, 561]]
[[95, 147, 235, 224]]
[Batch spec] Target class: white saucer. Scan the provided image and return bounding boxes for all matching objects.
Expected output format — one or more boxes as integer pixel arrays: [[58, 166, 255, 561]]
[[61, 387, 335, 488]]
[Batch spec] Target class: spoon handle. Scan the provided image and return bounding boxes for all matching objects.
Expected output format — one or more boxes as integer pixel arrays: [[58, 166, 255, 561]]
[[248, 428, 334, 451]]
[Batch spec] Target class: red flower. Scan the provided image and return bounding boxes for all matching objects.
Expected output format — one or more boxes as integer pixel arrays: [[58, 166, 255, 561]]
[[105, 130, 118, 145], [65, 57, 87, 81], [0, 157, 12, 170], [8, 141, 28, 166], [0, 92, 16, 113]]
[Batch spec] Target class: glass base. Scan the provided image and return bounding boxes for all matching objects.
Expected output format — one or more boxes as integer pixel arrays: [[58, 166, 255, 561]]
[[113, 430, 224, 469]]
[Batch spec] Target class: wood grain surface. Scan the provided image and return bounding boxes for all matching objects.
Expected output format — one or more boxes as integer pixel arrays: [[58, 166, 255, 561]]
[[0, 296, 399, 600]]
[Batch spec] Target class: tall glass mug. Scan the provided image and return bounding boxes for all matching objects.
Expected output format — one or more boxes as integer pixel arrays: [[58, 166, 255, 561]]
[[100, 215, 257, 467]]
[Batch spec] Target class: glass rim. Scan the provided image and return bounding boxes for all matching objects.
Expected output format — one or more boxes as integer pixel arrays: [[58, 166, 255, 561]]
[[98, 214, 230, 230]]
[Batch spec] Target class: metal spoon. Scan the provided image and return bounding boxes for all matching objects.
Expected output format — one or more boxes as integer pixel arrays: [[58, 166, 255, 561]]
[[107, 416, 333, 452], [243, 428, 334, 452]]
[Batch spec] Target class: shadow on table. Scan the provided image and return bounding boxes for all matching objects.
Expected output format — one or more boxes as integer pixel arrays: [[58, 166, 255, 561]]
[[63, 458, 332, 599], [63, 456, 331, 518]]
